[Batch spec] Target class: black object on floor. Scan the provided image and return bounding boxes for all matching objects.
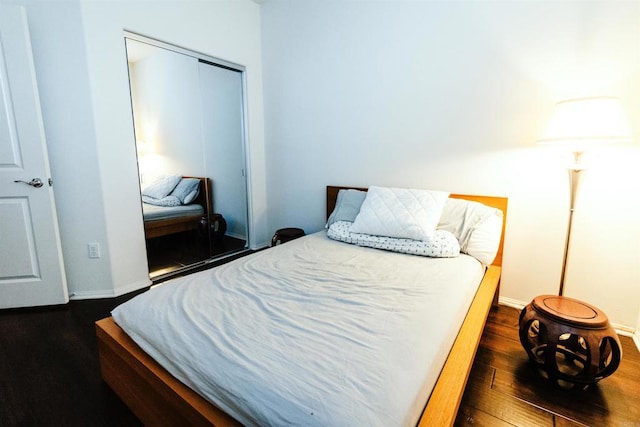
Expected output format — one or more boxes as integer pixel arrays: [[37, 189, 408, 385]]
[[271, 227, 305, 246]]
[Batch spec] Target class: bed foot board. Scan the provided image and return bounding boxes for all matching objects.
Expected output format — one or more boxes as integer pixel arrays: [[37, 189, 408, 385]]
[[96, 319, 238, 427]]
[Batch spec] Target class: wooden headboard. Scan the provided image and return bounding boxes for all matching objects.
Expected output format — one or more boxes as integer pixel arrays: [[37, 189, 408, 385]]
[[184, 176, 212, 217], [326, 185, 508, 267]]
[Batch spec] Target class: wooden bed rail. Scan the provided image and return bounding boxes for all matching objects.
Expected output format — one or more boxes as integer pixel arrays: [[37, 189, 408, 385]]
[[327, 185, 507, 426], [419, 265, 501, 425]]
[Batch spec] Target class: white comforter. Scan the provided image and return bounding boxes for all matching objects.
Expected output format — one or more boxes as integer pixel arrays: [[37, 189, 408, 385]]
[[112, 231, 484, 426]]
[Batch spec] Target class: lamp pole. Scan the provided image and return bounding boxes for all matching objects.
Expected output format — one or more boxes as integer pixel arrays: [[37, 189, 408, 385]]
[[537, 96, 632, 296], [558, 151, 584, 296]]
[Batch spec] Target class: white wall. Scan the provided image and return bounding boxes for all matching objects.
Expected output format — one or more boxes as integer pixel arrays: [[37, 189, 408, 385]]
[[129, 47, 206, 184], [261, 1, 640, 329], [22, 0, 115, 298], [636, 309, 640, 349], [21, 0, 266, 298], [17, 0, 640, 330]]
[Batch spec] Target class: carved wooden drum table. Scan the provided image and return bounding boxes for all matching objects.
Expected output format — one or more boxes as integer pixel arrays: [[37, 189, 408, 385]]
[[519, 295, 622, 390]]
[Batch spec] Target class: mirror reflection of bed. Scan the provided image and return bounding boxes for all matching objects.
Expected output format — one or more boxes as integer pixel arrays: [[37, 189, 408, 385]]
[[126, 34, 250, 280], [140, 176, 247, 279]]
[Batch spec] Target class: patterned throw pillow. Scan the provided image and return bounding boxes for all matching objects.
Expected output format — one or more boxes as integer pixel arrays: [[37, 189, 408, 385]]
[[328, 221, 460, 258]]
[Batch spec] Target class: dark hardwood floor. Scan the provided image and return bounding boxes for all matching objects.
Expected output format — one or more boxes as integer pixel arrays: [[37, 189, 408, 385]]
[[0, 295, 142, 426], [456, 305, 640, 427], [147, 232, 247, 280], [1, 299, 638, 426]]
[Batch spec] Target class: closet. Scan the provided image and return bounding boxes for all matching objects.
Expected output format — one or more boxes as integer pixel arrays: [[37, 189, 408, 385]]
[[125, 34, 249, 280]]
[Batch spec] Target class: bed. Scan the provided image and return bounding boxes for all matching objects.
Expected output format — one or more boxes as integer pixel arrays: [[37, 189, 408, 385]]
[[96, 185, 508, 426], [142, 176, 212, 240]]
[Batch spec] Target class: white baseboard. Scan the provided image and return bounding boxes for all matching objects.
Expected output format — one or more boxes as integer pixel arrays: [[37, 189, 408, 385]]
[[251, 241, 270, 250], [611, 322, 636, 338], [498, 296, 525, 311], [69, 278, 151, 300], [498, 296, 639, 352]]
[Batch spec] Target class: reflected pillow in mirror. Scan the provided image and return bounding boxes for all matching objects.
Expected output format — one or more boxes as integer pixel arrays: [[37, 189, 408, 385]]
[[171, 178, 201, 204], [141, 175, 181, 199]]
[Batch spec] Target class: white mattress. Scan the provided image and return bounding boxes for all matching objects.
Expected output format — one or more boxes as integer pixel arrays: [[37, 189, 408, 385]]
[[142, 202, 204, 221], [112, 231, 484, 426]]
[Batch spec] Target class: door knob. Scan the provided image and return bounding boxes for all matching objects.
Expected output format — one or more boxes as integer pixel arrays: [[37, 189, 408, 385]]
[[14, 178, 44, 188]]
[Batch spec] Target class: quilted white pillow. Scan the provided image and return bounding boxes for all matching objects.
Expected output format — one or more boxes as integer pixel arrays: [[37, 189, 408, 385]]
[[350, 186, 450, 241]]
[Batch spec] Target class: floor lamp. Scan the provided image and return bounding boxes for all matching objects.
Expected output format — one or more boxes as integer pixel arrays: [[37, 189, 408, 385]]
[[536, 96, 633, 296], [518, 96, 630, 389]]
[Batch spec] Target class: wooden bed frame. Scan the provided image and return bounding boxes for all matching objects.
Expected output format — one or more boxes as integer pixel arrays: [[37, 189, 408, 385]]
[[143, 176, 212, 240], [96, 185, 508, 427]]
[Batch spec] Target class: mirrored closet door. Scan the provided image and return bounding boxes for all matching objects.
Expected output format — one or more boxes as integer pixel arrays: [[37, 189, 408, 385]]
[[125, 34, 249, 280]]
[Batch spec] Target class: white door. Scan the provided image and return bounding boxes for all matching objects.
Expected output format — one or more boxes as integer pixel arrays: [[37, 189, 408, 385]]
[[0, 5, 68, 309]]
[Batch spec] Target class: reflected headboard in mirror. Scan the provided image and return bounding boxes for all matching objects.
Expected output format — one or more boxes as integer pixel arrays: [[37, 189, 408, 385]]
[[143, 177, 211, 240]]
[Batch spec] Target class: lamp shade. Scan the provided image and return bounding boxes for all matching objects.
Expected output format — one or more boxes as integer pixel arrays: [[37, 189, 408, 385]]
[[538, 96, 632, 149]]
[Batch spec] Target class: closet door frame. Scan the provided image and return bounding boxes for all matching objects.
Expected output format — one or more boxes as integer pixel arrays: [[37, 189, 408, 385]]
[[124, 31, 252, 272]]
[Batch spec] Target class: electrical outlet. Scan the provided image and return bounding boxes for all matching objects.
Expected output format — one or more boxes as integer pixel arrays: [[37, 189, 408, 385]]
[[88, 243, 101, 259]]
